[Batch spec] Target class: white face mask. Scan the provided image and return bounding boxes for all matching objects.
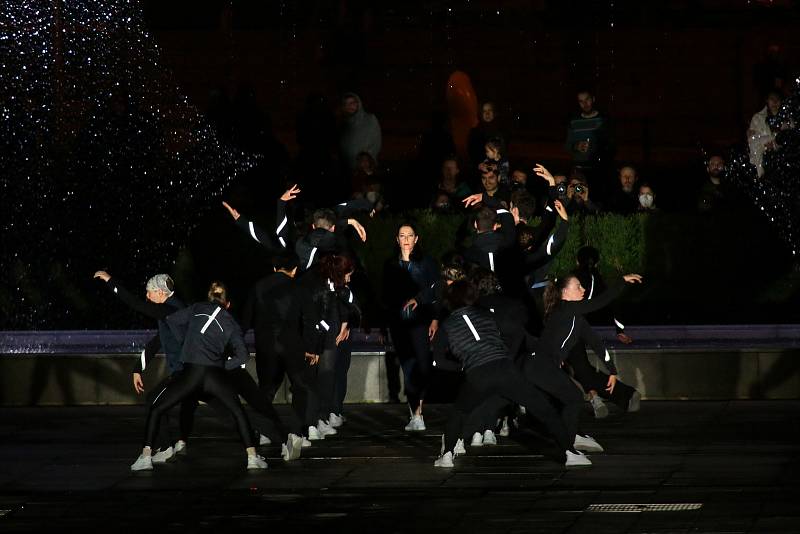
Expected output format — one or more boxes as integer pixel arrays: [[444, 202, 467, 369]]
[[639, 193, 654, 208], [366, 191, 378, 203]]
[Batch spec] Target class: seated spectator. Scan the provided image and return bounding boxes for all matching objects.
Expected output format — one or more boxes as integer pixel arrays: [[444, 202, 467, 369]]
[[351, 152, 386, 212], [339, 93, 382, 171], [607, 165, 640, 214], [435, 156, 472, 206], [565, 88, 614, 190], [636, 183, 658, 212], [566, 172, 601, 215], [468, 101, 506, 168], [748, 90, 783, 178], [432, 192, 454, 213], [479, 137, 510, 186], [479, 164, 511, 206], [697, 155, 727, 212]]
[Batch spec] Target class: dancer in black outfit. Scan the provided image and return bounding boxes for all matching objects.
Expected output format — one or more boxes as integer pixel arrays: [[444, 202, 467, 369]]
[[241, 253, 320, 438], [461, 192, 517, 274], [382, 222, 441, 431], [522, 272, 643, 457], [432, 280, 588, 468], [568, 246, 641, 418], [130, 282, 268, 471], [94, 270, 191, 462]]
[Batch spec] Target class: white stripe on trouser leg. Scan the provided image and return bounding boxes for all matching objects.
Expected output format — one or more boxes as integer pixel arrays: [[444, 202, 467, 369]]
[[248, 221, 261, 243], [488, 252, 495, 272], [546, 234, 555, 255], [276, 216, 287, 235], [462, 314, 481, 341], [588, 274, 595, 299], [200, 306, 222, 334], [307, 247, 317, 269], [614, 318, 625, 330], [152, 386, 169, 406], [140, 349, 147, 371]]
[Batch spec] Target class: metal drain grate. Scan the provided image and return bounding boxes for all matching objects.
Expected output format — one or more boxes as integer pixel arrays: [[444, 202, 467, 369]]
[[586, 503, 703, 513]]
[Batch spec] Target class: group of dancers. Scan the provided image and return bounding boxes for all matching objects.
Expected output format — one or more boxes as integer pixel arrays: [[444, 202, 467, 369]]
[[94, 163, 643, 471]]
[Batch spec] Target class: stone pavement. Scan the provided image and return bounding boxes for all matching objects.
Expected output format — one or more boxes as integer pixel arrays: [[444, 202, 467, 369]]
[[1, 401, 799, 533]]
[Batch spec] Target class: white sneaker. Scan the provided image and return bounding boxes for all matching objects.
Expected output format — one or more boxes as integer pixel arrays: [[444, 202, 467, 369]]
[[434, 451, 454, 468], [259, 433, 272, 446], [328, 413, 344, 428], [454, 438, 467, 456], [247, 454, 268, 470], [281, 434, 303, 461], [404, 415, 426, 432], [317, 419, 337, 437], [565, 450, 592, 467], [307, 425, 323, 441], [301, 437, 312, 448], [628, 391, 642, 412], [470, 432, 484, 447], [499, 416, 510, 437], [591, 395, 609, 418], [574, 434, 604, 453], [151, 446, 175, 463], [174, 440, 187, 455], [483, 430, 497, 446], [130, 454, 153, 471]]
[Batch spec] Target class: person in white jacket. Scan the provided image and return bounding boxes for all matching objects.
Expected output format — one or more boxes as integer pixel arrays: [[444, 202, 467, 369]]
[[748, 90, 783, 177]]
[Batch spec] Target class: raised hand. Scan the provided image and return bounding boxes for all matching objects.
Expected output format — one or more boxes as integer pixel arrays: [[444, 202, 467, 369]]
[[280, 184, 302, 202], [348, 219, 367, 242], [222, 201, 241, 221], [93, 270, 111, 282], [462, 193, 484, 208], [533, 164, 555, 186], [623, 274, 643, 284], [553, 200, 568, 221]]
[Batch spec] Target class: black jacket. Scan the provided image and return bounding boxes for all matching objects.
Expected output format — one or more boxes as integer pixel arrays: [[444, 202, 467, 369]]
[[433, 306, 510, 372], [535, 280, 624, 374], [476, 294, 533, 360], [462, 193, 517, 273], [382, 253, 441, 325], [103, 278, 185, 375], [296, 267, 360, 353], [166, 302, 249, 370]]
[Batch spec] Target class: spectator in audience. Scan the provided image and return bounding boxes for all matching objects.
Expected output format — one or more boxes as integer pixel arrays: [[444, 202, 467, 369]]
[[637, 183, 658, 212], [339, 92, 382, 171], [479, 137, 510, 186], [350, 152, 386, 214], [510, 189, 537, 223], [608, 165, 640, 214], [479, 164, 511, 206], [565, 89, 614, 193], [434, 156, 472, 207], [697, 155, 727, 212], [468, 101, 506, 168], [566, 172, 601, 215], [748, 89, 783, 177]]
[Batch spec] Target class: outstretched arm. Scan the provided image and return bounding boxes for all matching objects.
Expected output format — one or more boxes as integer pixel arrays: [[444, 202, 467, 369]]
[[94, 271, 170, 320], [563, 274, 642, 315]]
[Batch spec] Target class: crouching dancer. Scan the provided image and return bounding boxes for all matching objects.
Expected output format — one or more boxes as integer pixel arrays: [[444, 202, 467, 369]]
[[131, 282, 267, 471], [432, 280, 591, 468]]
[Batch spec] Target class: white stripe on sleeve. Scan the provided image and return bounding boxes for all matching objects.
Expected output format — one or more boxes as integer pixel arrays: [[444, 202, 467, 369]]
[[546, 234, 555, 255], [306, 247, 317, 269], [560, 316, 576, 349], [140, 349, 147, 371], [462, 314, 481, 341], [614, 318, 625, 330], [488, 252, 495, 272], [588, 274, 595, 299], [276, 216, 287, 235], [248, 221, 261, 243]]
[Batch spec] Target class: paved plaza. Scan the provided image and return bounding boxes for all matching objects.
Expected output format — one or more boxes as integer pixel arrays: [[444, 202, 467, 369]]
[[1, 401, 799, 533]]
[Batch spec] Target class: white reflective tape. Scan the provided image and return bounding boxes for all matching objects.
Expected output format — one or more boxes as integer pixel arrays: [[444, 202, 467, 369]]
[[462, 314, 481, 341], [546, 234, 555, 256], [560, 316, 576, 349], [319, 320, 330, 331], [614, 318, 625, 330], [339, 202, 347, 206], [276, 216, 287, 235], [496, 209, 509, 214], [588, 274, 595, 300], [348, 289, 353, 303], [278, 236, 286, 248], [140, 349, 147, 371], [306, 247, 317, 269], [488, 252, 495, 272], [604, 349, 611, 362], [327, 279, 335, 292], [489, 308, 495, 313], [241, 363, 247, 369], [248, 221, 261, 243], [113, 287, 118, 294], [152, 386, 168, 406], [546, 205, 553, 212], [200, 306, 222, 334]]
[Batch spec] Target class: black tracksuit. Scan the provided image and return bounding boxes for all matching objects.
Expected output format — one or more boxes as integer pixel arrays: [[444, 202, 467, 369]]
[[141, 302, 255, 449], [523, 281, 625, 443], [462, 194, 517, 275], [434, 306, 570, 456], [567, 270, 637, 409], [241, 271, 319, 432], [383, 253, 441, 412]]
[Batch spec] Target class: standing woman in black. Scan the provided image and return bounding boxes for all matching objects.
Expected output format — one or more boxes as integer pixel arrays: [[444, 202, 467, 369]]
[[523, 273, 642, 455], [382, 222, 441, 432]]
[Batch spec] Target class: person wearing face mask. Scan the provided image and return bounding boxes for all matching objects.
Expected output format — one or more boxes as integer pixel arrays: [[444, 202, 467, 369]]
[[637, 183, 658, 212]]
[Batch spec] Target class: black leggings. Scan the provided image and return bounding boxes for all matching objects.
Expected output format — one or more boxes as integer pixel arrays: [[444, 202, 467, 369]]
[[143, 363, 255, 449], [522, 354, 584, 443], [444, 359, 570, 455], [567, 347, 636, 409], [390, 322, 431, 412], [315, 347, 338, 420]]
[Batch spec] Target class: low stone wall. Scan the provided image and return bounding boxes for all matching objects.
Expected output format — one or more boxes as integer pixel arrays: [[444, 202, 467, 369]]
[[1, 347, 799, 406]]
